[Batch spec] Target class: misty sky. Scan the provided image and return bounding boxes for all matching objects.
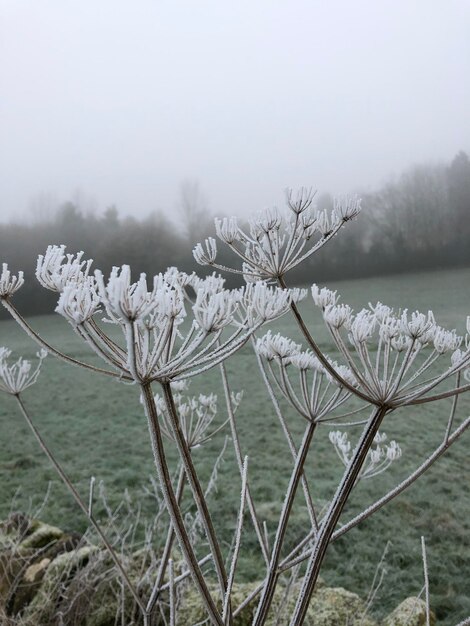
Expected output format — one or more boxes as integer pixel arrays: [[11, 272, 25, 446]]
[[1, 0, 469, 223]]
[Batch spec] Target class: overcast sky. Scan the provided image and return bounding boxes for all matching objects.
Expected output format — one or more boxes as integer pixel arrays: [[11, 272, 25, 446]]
[[1, 0, 469, 223]]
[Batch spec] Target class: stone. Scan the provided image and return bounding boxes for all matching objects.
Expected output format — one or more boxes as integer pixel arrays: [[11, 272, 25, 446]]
[[381, 596, 436, 626]]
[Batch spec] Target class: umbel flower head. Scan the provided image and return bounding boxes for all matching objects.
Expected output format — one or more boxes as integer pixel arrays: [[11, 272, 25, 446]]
[[55, 280, 101, 325], [329, 430, 402, 480], [256, 331, 356, 421], [36, 245, 93, 292], [41, 245, 298, 382], [193, 189, 361, 280], [151, 381, 243, 449], [0, 348, 47, 394], [313, 289, 470, 405], [0, 264, 24, 297]]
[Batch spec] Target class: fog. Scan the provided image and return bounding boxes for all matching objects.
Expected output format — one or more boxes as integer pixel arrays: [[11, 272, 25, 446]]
[[1, 0, 469, 222]]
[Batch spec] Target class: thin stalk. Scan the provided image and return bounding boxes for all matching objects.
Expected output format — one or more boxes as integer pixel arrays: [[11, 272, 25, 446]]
[[289, 405, 388, 626], [169, 559, 176, 626], [277, 276, 375, 404], [255, 345, 318, 530], [2, 298, 128, 379], [161, 381, 231, 623], [14, 393, 146, 615], [253, 419, 317, 626], [222, 457, 248, 624], [445, 372, 461, 442], [219, 359, 270, 565], [421, 536, 431, 626], [146, 465, 185, 614], [405, 380, 470, 405], [159, 554, 213, 592], [141, 382, 223, 626]]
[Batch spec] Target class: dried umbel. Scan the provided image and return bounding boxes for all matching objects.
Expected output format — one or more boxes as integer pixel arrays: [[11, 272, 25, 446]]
[[329, 430, 402, 480], [194, 189, 361, 280], [152, 381, 243, 449], [0, 348, 46, 394], [314, 292, 469, 406], [0, 263, 24, 297], [36, 245, 93, 292]]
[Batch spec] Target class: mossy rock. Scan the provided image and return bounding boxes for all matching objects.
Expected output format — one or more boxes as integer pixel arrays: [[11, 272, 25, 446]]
[[0, 515, 84, 616], [18, 521, 65, 552], [20, 546, 96, 624], [381, 597, 436, 626], [177, 580, 376, 626], [177, 582, 258, 625], [10, 556, 51, 614], [60, 551, 152, 626], [305, 586, 377, 625]]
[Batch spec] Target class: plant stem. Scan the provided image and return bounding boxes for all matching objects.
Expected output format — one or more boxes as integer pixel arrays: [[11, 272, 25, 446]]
[[146, 465, 185, 614], [289, 405, 388, 626], [141, 381, 223, 626], [2, 298, 128, 379], [161, 380, 232, 624], [219, 359, 270, 565], [253, 419, 316, 625]]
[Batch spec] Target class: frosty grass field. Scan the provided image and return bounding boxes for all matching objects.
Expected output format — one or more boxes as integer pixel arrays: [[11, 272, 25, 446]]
[[0, 266, 469, 623]]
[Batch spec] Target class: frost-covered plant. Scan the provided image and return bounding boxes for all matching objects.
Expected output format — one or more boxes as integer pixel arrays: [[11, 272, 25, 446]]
[[1, 189, 469, 626]]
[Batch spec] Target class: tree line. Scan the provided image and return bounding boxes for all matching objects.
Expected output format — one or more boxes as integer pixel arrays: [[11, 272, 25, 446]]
[[1, 151, 469, 317]]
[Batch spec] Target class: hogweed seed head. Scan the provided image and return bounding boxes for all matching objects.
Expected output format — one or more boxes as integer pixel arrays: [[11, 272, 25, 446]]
[[323, 303, 353, 329], [193, 238, 217, 266], [193, 288, 239, 332], [349, 309, 376, 343], [311, 284, 338, 310], [400, 310, 436, 341], [214, 217, 240, 244], [330, 429, 402, 478], [55, 280, 101, 325], [36, 245, 93, 292], [0, 263, 24, 297], [95, 266, 159, 322], [256, 331, 301, 361], [332, 195, 361, 222], [369, 302, 394, 323], [249, 207, 282, 236], [433, 327, 462, 354], [285, 187, 315, 215], [0, 348, 47, 394]]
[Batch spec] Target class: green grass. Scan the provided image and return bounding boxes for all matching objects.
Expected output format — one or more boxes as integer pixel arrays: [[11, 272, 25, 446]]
[[1, 267, 469, 624]]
